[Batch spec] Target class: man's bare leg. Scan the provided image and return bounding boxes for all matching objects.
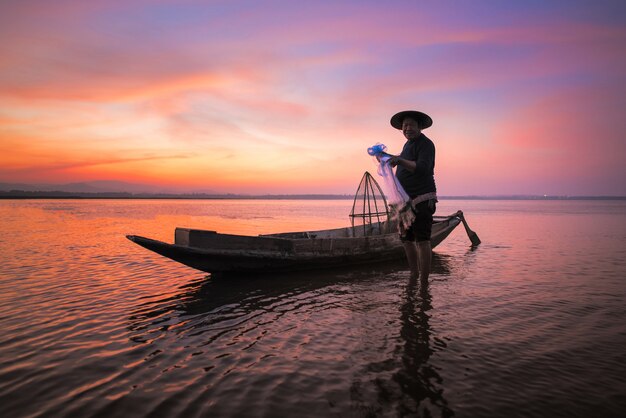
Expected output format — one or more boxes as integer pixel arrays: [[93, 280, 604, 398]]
[[417, 240, 432, 283], [402, 241, 419, 279]]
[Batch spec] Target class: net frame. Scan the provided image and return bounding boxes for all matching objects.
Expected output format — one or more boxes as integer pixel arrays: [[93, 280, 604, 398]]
[[349, 171, 390, 235]]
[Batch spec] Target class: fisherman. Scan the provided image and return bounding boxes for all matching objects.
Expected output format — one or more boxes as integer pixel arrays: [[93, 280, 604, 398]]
[[388, 110, 437, 283]]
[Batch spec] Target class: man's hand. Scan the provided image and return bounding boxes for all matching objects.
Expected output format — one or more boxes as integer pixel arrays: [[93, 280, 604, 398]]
[[389, 156, 417, 172]]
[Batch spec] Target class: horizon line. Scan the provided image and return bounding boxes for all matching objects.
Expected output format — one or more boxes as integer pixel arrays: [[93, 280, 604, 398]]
[[1, 190, 625, 200]]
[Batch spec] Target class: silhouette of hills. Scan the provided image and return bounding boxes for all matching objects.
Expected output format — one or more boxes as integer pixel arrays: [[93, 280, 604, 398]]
[[0, 180, 213, 194]]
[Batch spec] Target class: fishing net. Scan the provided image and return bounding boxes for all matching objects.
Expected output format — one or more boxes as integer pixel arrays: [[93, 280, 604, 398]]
[[366, 143, 415, 233]]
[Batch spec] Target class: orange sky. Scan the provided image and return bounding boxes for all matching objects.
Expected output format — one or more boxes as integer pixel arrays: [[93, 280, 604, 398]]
[[1, 1, 625, 195]]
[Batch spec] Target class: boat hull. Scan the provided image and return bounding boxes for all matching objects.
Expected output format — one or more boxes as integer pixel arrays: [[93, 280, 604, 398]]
[[127, 213, 462, 275]]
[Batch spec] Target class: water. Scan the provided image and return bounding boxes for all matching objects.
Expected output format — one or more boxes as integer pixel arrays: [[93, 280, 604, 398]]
[[0, 199, 625, 417]]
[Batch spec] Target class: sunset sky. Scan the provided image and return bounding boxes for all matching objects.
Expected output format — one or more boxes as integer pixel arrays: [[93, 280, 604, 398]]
[[1, 0, 624, 195]]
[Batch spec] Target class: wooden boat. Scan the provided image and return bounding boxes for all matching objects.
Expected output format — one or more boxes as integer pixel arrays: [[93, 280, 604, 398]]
[[126, 173, 480, 275], [126, 211, 467, 275]]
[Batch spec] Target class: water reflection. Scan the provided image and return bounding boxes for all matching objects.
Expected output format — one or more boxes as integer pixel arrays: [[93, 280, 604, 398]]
[[392, 277, 454, 417], [126, 260, 409, 344], [126, 254, 463, 417], [350, 254, 456, 417]]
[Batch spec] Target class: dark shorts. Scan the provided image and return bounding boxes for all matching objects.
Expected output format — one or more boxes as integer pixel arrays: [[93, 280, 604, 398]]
[[400, 199, 436, 242]]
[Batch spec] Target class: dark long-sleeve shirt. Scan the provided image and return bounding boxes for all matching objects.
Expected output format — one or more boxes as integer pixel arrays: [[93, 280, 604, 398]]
[[395, 133, 437, 198]]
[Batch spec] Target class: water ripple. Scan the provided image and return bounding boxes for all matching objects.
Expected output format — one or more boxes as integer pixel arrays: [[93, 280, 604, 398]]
[[1, 200, 626, 417]]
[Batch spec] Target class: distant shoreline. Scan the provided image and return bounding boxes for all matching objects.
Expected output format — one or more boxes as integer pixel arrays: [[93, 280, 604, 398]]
[[1, 191, 624, 200]]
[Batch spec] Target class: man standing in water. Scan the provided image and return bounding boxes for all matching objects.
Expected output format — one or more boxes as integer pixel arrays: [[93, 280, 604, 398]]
[[388, 110, 437, 283]]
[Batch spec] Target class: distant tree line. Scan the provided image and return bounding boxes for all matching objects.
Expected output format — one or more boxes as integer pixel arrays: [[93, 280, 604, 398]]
[[0, 190, 623, 200], [0, 190, 354, 199]]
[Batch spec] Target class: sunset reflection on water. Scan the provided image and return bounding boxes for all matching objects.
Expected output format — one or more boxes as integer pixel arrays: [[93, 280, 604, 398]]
[[0, 199, 625, 417]]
